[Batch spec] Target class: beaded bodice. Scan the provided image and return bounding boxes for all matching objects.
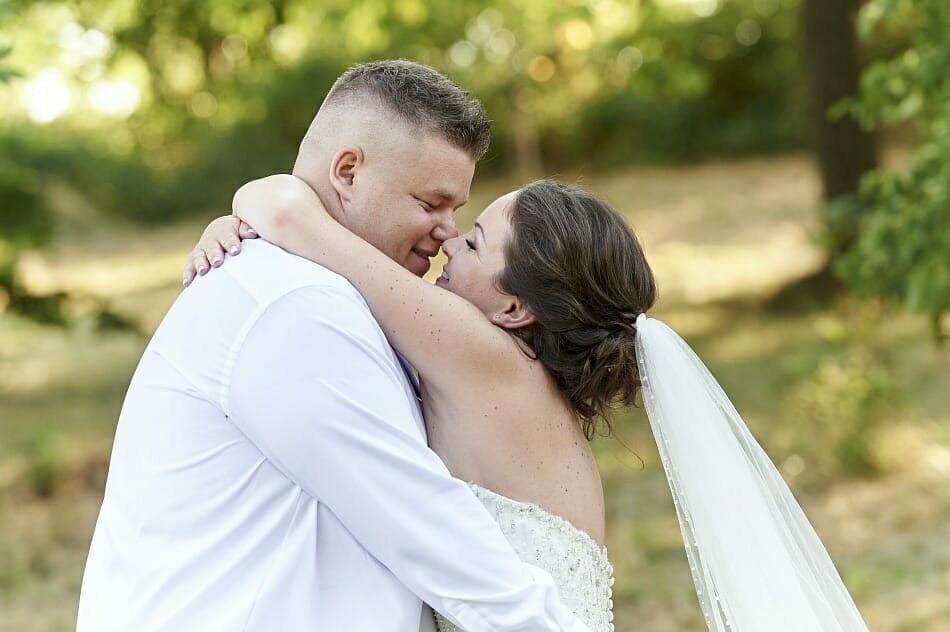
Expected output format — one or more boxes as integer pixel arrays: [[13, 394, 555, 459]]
[[433, 483, 615, 631]]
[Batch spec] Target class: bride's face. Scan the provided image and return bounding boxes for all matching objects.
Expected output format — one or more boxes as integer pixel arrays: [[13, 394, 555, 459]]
[[435, 192, 518, 320]]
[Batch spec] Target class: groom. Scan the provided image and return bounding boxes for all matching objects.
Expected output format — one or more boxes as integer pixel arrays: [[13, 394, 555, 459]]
[[78, 61, 587, 631]]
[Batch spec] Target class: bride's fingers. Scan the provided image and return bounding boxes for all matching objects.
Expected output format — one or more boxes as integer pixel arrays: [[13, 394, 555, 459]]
[[219, 232, 242, 258], [182, 249, 210, 287], [182, 260, 197, 287], [183, 215, 247, 287], [204, 239, 227, 268], [202, 217, 241, 264], [237, 220, 258, 240], [205, 217, 241, 258], [193, 249, 212, 276], [205, 216, 243, 258]]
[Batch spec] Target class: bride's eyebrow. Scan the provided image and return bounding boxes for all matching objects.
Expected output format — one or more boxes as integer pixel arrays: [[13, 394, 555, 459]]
[[475, 222, 486, 245]]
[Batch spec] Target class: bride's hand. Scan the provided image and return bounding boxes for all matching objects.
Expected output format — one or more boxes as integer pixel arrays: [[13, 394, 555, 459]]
[[182, 216, 258, 287], [183, 175, 328, 287]]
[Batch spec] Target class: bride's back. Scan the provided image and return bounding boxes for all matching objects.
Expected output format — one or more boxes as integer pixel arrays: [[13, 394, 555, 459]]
[[421, 334, 607, 546]]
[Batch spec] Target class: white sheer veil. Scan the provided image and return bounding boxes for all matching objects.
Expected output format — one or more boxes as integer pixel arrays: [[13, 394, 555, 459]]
[[633, 313, 868, 631]]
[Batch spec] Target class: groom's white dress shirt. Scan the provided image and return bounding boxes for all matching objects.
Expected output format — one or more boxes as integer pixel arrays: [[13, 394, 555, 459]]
[[78, 240, 586, 632]]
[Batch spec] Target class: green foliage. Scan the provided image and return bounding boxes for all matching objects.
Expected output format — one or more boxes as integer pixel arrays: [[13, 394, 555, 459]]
[[836, 0, 950, 340], [0, 538, 22, 592], [0, 44, 20, 82], [0, 139, 53, 251], [443, 1, 806, 167], [25, 429, 61, 498], [787, 348, 894, 483], [0, 0, 808, 229], [0, 53, 53, 308], [574, 0, 804, 164]]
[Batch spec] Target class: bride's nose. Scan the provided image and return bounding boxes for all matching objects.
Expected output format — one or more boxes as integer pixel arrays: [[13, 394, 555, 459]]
[[441, 235, 462, 259]]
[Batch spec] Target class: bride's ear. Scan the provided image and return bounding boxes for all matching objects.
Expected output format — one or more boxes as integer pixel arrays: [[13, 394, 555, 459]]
[[328, 147, 364, 202], [491, 298, 535, 330]]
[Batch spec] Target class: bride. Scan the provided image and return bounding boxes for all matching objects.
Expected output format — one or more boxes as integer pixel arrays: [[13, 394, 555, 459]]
[[184, 176, 868, 631]]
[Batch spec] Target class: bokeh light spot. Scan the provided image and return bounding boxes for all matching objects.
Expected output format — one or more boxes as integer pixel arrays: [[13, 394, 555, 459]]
[[88, 79, 140, 119], [562, 19, 594, 50], [449, 41, 477, 68], [486, 29, 517, 61], [21, 68, 72, 123], [528, 56, 556, 82], [188, 91, 218, 118], [736, 19, 762, 46], [618, 46, 644, 71], [691, 0, 719, 18]]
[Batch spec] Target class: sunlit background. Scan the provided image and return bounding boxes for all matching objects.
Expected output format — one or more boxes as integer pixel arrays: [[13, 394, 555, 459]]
[[1, 0, 948, 630]]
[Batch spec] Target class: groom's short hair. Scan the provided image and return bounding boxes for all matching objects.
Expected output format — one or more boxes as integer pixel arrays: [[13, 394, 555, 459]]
[[324, 60, 491, 160]]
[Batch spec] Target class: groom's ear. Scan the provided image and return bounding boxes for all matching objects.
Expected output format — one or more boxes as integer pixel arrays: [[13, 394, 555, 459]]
[[328, 147, 364, 202]]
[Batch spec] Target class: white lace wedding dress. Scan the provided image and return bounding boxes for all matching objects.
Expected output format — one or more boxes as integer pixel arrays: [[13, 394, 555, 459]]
[[434, 483, 615, 632]]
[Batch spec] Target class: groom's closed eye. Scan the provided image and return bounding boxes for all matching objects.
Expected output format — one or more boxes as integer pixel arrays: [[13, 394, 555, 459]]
[[415, 197, 438, 211], [418, 189, 468, 212]]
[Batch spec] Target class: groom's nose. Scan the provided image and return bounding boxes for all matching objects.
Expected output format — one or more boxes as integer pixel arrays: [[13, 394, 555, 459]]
[[431, 211, 458, 243]]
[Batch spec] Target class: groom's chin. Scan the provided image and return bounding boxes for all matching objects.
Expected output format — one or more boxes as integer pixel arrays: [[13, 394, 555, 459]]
[[407, 252, 431, 277]]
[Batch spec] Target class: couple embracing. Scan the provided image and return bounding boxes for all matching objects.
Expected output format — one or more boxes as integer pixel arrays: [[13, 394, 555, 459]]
[[78, 60, 867, 631]]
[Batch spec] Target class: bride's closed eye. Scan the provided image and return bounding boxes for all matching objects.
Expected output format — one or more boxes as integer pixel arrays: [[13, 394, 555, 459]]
[[465, 238, 476, 250]]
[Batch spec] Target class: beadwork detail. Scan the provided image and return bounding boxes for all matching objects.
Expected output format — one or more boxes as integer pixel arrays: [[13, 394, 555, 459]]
[[433, 483, 615, 632]]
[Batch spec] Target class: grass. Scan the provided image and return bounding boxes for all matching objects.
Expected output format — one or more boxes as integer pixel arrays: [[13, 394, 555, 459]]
[[1, 154, 948, 630]]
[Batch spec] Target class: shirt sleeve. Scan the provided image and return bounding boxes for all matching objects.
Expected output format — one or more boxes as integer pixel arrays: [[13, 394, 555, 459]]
[[225, 285, 590, 632]]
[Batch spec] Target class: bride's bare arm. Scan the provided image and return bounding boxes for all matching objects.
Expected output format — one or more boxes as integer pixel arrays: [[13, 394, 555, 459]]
[[229, 175, 521, 384]]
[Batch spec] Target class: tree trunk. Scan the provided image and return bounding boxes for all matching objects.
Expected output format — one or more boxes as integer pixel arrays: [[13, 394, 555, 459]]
[[803, 0, 877, 226], [769, 0, 877, 312]]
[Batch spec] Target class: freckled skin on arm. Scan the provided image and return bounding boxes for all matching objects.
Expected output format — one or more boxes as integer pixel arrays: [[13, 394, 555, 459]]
[[233, 176, 522, 387]]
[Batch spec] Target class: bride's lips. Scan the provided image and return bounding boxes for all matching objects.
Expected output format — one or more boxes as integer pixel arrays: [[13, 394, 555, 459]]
[[435, 268, 449, 287]]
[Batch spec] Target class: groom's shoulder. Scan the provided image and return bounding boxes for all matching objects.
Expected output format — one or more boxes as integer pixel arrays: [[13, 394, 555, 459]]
[[224, 239, 362, 305]]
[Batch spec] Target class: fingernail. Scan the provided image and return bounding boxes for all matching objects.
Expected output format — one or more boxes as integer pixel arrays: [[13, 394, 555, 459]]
[[198, 265, 207, 274], [247, 229, 257, 236], [182, 277, 189, 286], [211, 256, 222, 266], [229, 246, 239, 255]]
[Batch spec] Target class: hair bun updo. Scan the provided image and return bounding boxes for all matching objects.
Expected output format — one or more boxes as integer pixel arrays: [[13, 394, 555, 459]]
[[498, 181, 657, 439]]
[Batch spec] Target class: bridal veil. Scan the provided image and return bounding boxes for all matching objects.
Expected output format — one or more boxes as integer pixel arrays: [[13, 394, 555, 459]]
[[634, 314, 868, 631]]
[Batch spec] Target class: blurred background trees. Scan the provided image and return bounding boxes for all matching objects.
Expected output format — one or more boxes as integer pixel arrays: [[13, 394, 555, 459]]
[[836, 0, 949, 340], [0, 0, 808, 219], [0, 0, 945, 331]]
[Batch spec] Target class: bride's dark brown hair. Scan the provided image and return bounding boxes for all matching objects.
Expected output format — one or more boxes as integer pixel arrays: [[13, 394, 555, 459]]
[[499, 180, 657, 439]]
